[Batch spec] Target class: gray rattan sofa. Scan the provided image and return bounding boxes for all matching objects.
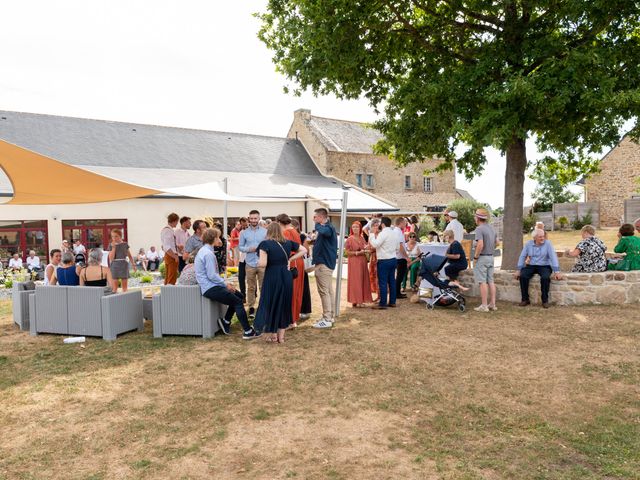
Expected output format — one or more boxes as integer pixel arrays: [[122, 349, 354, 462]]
[[28, 286, 143, 340], [152, 285, 221, 338], [12, 281, 36, 331]]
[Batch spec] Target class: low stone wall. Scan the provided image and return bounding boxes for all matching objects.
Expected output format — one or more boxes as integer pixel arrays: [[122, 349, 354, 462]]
[[458, 270, 640, 305]]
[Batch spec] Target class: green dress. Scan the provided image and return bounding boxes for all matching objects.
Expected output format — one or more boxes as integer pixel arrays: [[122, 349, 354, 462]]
[[608, 235, 640, 271]]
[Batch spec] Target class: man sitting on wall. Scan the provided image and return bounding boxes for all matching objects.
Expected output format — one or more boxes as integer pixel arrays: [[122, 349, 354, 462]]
[[146, 246, 160, 271], [515, 229, 562, 309]]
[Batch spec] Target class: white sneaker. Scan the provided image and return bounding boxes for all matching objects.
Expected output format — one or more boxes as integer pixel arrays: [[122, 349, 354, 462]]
[[474, 305, 490, 312], [313, 320, 333, 329], [488, 305, 498, 311]]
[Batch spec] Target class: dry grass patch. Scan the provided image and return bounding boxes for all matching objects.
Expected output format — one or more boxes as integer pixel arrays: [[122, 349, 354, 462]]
[[0, 295, 639, 479]]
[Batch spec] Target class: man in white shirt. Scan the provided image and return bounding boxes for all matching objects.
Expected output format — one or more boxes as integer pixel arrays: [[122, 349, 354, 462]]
[[161, 213, 180, 285], [8, 253, 23, 271], [369, 216, 401, 309], [146, 246, 160, 271], [393, 217, 410, 299], [444, 210, 465, 242], [73, 239, 86, 256], [26, 250, 41, 272], [175, 216, 191, 273]]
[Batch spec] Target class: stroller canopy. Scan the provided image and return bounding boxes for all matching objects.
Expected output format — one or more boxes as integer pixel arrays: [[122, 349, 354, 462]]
[[420, 253, 447, 274]]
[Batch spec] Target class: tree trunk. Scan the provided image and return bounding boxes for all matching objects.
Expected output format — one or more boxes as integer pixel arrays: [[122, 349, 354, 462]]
[[501, 137, 527, 270]]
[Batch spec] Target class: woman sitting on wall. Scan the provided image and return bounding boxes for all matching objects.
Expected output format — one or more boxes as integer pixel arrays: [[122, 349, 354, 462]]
[[564, 225, 607, 272], [608, 223, 640, 271]]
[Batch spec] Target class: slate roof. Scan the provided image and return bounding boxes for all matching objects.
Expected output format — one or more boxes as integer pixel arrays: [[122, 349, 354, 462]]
[[0, 110, 320, 176], [308, 115, 384, 154]]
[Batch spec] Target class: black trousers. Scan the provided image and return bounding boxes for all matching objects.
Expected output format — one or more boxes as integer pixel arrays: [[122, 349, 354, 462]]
[[519, 265, 552, 303], [238, 261, 246, 302], [395, 258, 408, 296], [203, 286, 251, 331], [301, 271, 312, 314], [148, 259, 159, 271], [178, 257, 186, 273]]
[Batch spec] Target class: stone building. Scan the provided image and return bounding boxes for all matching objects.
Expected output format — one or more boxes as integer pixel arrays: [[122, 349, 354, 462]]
[[288, 109, 465, 212], [585, 136, 640, 226]]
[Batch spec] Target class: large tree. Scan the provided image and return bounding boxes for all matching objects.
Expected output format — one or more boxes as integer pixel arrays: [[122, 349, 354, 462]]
[[258, 0, 640, 268]]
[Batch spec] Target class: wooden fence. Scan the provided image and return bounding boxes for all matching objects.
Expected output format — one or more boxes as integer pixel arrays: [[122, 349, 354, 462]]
[[624, 198, 640, 224], [552, 201, 600, 228]]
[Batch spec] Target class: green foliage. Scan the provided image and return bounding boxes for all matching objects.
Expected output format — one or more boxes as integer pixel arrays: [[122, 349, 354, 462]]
[[558, 216, 569, 229], [158, 262, 166, 279], [258, 0, 640, 267], [522, 213, 538, 234], [493, 207, 504, 217], [417, 215, 436, 240], [130, 270, 143, 278], [4, 279, 12, 289], [572, 210, 594, 230], [140, 275, 153, 284], [446, 199, 489, 233], [531, 164, 581, 212]]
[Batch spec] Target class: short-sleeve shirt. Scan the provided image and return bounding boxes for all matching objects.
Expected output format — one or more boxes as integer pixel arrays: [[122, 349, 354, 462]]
[[447, 240, 467, 267], [393, 227, 406, 260], [474, 223, 496, 255], [572, 236, 607, 272]]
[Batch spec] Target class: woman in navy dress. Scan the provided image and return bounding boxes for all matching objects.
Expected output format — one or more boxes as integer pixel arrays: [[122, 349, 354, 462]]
[[254, 222, 307, 343]]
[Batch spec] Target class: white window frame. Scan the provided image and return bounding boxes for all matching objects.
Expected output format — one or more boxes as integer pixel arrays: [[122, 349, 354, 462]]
[[423, 177, 433, 193]]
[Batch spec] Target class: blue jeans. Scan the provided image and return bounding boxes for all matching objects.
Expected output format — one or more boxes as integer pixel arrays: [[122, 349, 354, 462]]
[[377, 258, 397, 306], [203, 286, 251, 332]]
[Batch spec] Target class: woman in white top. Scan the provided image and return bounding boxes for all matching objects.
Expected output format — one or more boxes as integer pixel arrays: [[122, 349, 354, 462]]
[[405, 232, 422, 292], [44, 249, 62, 285]]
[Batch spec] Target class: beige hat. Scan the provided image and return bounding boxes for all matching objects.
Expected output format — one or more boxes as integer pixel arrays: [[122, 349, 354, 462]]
[[475, 208, 489, 220], [447, 210, 458, 218]]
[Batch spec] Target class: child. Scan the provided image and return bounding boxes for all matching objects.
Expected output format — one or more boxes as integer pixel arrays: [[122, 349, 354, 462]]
[[108, 228, 136, 292]]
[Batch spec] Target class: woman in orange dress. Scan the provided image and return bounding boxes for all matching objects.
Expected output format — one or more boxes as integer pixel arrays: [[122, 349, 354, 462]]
[[346, 221, 373, 307], [365, 218, 380, 302], [277, 214, 304, 326]]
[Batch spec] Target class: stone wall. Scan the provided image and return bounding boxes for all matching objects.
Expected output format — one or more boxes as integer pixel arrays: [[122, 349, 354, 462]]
[[325, 151, 458, 211], [287, 109, 459, 211], [585, 137, 640, 226], [458, 270, 640, 305]]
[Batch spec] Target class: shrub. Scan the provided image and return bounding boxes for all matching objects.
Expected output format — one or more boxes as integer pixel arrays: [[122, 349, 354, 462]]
[[417, 215, 436, 241], [4, 279, 13, 289], [140, 275, 153, 284], [158, 262, 166, 279], [522, 213, 538, 233], [572, 210, 593, 230], [446, 198, 491, 233], [557, 216, 569, 229], [130, 270, 143, 278]]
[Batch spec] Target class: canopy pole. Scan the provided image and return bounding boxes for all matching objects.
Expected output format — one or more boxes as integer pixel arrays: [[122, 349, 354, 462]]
[[334, 187, 349, 318], [223, 177, 229, 264]]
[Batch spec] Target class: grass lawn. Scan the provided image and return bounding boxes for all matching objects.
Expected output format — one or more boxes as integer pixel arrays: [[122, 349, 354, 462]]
[[1, 293, 639, 479], [526, 228, 621, 250]]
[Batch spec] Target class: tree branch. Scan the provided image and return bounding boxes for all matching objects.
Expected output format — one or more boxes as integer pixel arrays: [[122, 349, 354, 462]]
[[411, 0, 501, 35]]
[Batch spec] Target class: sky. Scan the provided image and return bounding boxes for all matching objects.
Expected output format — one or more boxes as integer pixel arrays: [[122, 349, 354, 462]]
[[0, 0, 545, 208]]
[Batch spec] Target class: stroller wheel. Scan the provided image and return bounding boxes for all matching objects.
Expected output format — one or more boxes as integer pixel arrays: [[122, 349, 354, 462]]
[[458, 303, 466, 312], [426, 302, 435, 310]]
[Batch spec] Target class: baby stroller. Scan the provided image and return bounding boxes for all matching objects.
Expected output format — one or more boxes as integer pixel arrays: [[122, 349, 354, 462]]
[[418, 253, 466, 312]]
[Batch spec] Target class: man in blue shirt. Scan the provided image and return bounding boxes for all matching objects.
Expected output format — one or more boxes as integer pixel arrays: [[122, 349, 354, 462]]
[[196, 228, 260, 339], [238, 210, 267, 319], [515, 229, 563, 308], [311, 208, 338, 329]]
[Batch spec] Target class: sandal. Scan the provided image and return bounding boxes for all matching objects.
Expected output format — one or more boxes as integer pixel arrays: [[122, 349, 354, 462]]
[[265, 335, 278, 343]]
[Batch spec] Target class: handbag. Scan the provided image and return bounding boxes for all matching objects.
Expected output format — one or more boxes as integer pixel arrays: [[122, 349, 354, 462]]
[[277, 241, 299, 278]]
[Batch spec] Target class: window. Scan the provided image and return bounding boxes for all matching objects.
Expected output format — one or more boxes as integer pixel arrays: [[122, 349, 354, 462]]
[[0, 220, 49, 264], [366, 174, 374, 189], [62, 219, 127, 251], [423, 177, 433, 193], [355, 173, 363, 188], [404, 175, 412, 189]]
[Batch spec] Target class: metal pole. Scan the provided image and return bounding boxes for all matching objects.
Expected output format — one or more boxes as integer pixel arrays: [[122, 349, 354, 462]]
[[334, 187, 349, 318], [223, 178, 229, 271]]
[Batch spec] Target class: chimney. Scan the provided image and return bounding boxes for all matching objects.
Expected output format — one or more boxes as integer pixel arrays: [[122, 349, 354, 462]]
[[294, 108, 311, 121]]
